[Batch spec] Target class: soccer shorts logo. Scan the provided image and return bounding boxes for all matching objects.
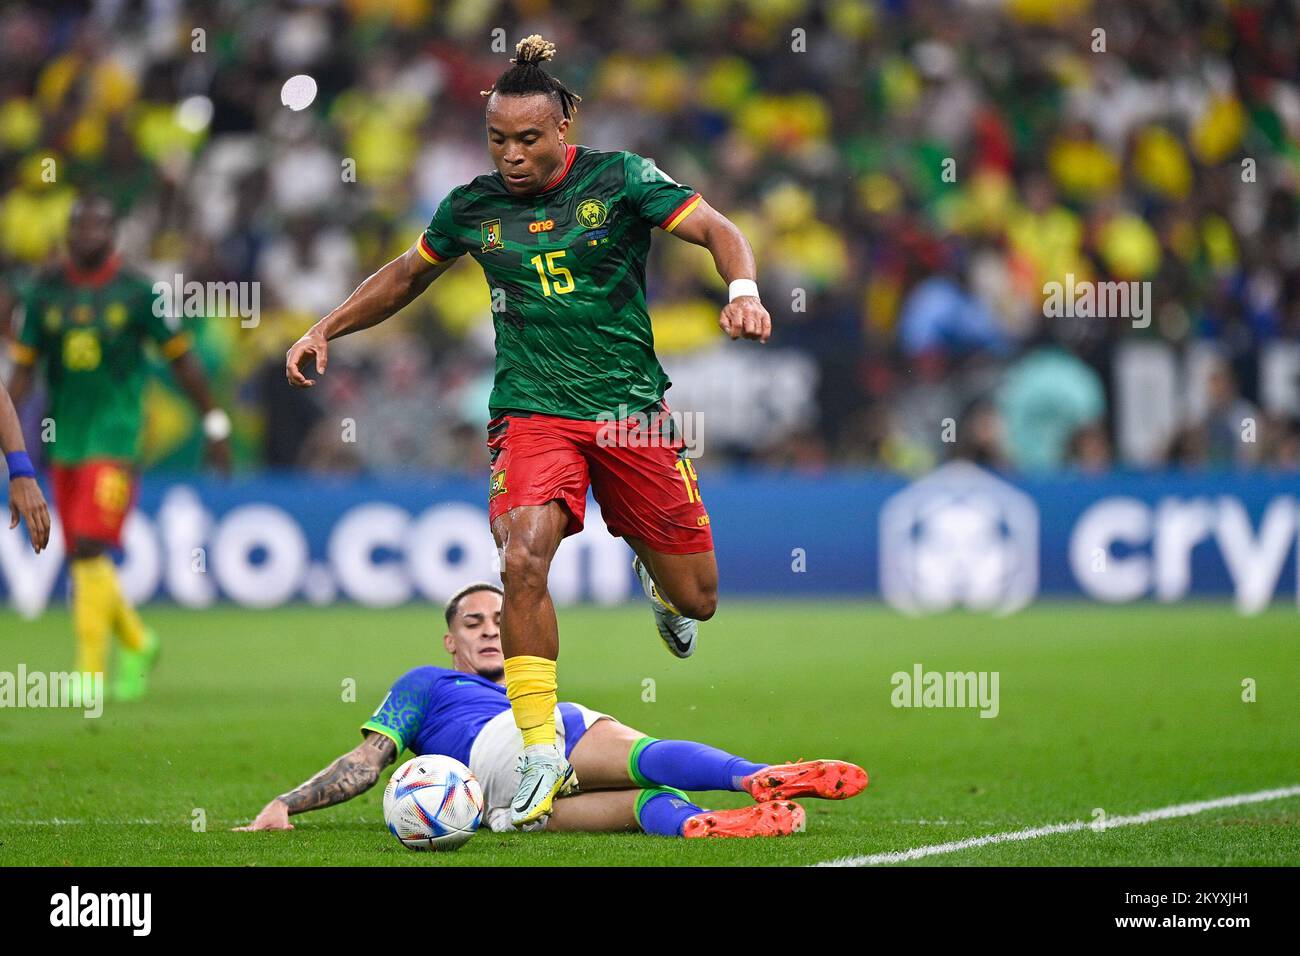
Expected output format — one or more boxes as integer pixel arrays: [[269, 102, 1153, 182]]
[[489, 469, 507, 500]]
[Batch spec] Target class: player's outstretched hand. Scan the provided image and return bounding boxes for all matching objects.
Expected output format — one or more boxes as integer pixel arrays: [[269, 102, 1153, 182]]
[[719, 295, 771, 343], [286, 330, 329, 388], [233, 799, 294, 831], [9, 476, 50, 553]]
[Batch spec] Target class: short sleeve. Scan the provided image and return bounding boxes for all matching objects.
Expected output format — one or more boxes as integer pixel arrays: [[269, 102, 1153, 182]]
[[361, 668, 434, 754], [623, 152, 701, 232], [10, 288, 42, 366], [417, 193, 464, 265], [137, 277, 191, 360]]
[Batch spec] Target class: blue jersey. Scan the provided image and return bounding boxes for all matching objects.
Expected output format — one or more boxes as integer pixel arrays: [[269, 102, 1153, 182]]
[[361, 666, 509, 765]]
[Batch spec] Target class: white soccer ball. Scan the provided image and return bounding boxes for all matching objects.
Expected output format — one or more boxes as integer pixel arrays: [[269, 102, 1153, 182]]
[[382, 755, 484, 851]]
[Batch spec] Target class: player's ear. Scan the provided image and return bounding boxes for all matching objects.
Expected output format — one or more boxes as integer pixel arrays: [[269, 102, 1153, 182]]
[[443, 631, 455, 655], [555, 115, 570, 142]]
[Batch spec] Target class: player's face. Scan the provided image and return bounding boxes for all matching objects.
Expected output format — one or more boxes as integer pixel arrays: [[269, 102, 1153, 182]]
[[444, 590, 505, 682], [486, 93, 569, 196], [66, 200, 116, 267]]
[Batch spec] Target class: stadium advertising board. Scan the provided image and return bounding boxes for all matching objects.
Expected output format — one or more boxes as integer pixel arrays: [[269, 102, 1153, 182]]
[[2, 464, 1298, 614]]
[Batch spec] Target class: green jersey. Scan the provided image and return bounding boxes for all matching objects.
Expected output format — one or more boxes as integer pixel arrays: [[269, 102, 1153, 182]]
[[11, 259, 190, 466], [419, 146, 702, 420]]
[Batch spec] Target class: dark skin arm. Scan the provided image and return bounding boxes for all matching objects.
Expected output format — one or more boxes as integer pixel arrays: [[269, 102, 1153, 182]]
[[233, 732, 398, 831], [169, 350, 231, 474], [668, 199, 771, 343], [286, 243, 449, 388], [0, 375, 49, 552], [7, 362, 33, 406]]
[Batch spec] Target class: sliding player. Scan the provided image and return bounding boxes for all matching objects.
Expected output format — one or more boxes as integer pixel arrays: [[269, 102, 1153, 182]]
[[2, 379, 49, 552], [6, 194, 231, 700], [286, 35, 771, 828], [235, 584, 866, 838]]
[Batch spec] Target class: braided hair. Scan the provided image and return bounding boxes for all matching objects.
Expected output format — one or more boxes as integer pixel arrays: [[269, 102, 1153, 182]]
[[481, 35, 582, 120]]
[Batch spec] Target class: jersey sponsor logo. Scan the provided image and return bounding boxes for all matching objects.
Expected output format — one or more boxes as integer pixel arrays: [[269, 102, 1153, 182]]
[[480, 219, 504, 253], [575, 197, 608, 228], [72, 304, 94, 326], [488, 469, 507, 500], [528, 219, 555, 234]]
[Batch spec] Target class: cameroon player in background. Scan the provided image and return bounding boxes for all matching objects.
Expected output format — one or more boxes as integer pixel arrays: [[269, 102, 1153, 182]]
[[6, 195, 231, 700], [287, 36, 770, 829]]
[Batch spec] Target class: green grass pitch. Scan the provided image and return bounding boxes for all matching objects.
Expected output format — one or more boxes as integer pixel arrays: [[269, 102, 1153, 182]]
[[1, 601, 1297, 866]]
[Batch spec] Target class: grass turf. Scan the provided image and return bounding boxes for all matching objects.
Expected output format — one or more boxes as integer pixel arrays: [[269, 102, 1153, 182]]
[[1, 602, 1297, 866]]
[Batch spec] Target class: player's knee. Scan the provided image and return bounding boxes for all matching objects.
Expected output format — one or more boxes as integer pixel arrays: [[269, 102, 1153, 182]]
[[680, 587, 717, 621], [71, 539, 106, 561], [501, 542, 551, 592]]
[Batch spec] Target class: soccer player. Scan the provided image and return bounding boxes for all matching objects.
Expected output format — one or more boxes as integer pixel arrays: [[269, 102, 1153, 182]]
[[285, 35, 771, 828], [2, 380, 50, 552], [6, 194, 232, 700], [235, 583, 866, 838]]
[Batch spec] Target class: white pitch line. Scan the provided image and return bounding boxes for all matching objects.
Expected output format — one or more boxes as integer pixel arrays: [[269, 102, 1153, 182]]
[[0, 818, 164, 826], [818, 784, 1300, 867]]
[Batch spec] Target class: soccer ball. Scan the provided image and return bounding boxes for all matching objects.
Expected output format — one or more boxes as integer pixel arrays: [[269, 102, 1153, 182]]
[[382, 755, 484, 851]]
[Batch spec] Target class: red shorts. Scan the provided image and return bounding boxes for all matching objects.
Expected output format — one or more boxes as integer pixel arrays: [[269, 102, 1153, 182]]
[[486, 402, 713, 555], [50, 460, 137, 553]]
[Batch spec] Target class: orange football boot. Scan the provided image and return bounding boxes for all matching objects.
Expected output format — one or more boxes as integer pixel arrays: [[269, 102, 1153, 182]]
[[744, 759, 868, 803], [682, 800, 806, 838]]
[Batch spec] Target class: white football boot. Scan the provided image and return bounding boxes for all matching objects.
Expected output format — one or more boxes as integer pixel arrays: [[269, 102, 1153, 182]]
[[633, 555, 698, 659], [511, 746, 576, 828]]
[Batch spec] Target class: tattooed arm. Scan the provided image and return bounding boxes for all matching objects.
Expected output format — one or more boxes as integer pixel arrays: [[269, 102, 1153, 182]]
[[233, 732, 398, 831]]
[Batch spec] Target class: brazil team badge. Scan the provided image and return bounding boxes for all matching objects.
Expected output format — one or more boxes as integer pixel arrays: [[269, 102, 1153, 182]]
[[576, 198, 608, 229], [481, 219, 504, 253]]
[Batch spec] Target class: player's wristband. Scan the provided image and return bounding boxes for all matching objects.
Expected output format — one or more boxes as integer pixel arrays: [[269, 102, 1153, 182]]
[[728, 279, 760, 302], [203, 408, 232, 442], [5, 450, 36, 481]]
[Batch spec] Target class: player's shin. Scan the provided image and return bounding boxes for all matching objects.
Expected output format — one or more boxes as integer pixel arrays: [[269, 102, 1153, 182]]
[[634, 787, 701, 837], [70, 557, 114, 678], [105, 565, 148, 652], [503, 654, 559, 752], [628, 736, 766, 792]]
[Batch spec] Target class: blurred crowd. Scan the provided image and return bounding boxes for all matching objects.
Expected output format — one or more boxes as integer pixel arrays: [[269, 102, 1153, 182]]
[[1, 0, 1298, 476]]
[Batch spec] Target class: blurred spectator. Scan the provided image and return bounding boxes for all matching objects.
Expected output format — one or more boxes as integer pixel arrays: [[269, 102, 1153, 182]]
[[0, 0, 1296, 476], [997, 345, 1107, 473]]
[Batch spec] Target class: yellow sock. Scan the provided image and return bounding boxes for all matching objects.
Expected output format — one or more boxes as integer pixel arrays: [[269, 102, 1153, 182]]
[[105, 569, 148, 652], [504, 655, 558, 748], [70, 558, 115, 676]]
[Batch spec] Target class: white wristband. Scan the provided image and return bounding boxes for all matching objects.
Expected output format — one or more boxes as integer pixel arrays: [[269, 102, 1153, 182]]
[[203, 408, 232, 442], [728, 279, 759, 302]]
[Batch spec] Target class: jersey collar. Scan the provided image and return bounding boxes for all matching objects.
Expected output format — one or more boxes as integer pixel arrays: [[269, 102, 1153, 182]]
[[65, 253, 121, 288], [538, 143, 577, 193]]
